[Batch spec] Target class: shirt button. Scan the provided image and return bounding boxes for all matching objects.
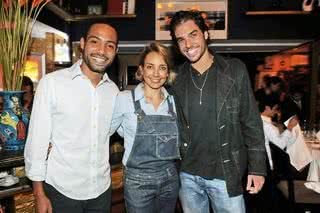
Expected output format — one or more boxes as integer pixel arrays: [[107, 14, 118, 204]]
[[184, 143, 188, 147]]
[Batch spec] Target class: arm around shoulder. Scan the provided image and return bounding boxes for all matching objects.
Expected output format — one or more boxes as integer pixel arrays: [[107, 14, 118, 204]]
[[109, 91, 129, 135]]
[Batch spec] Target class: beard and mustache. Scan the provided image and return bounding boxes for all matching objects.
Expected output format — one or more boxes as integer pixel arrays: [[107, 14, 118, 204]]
[[82, 52, 113, 74]]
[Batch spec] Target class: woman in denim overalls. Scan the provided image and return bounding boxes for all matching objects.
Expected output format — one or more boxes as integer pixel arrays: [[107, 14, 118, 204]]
[[110, 42, 180, 213]]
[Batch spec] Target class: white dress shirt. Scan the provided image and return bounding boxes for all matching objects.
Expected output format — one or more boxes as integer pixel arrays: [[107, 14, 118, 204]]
[[261, 115, 295, 170], [24, 60, 119, 200], [261, 115, 296, 170]]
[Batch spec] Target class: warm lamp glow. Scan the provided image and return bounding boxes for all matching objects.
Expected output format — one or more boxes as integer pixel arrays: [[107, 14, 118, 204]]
[[290, 55, 308, 66], [190, 5, 200, 10], [168, 3, 174, 8], [157, 3, 163, 9], [23, 59, 39, 82], [260, 53, 309, 73]]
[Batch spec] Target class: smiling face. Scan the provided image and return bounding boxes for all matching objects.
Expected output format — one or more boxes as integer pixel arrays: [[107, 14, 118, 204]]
[[80, 24, 118, 74], [140, 52, 169, 91], [174, 20, 208, 63]]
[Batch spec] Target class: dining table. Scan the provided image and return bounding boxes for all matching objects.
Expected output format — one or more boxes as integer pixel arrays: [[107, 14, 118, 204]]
[[305, 139, 320, 181]]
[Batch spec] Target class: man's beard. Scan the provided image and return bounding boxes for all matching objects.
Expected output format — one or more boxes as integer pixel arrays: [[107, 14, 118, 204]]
[[83, 53, 111, 74]]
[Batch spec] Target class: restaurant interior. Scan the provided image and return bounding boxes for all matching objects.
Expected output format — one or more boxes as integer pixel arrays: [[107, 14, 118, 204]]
[[1, 0, 320, 212]]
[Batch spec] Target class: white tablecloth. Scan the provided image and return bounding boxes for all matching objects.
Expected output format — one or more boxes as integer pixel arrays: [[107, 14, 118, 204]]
[[306, 131, 320, 181]]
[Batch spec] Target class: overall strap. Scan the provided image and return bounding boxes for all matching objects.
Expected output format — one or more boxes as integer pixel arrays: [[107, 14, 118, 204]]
[[131, 90, 143, 113], [131, 90, 154, 133]]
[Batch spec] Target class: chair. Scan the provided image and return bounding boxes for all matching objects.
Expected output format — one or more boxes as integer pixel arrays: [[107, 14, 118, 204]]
[[269, 142, 320, 212]]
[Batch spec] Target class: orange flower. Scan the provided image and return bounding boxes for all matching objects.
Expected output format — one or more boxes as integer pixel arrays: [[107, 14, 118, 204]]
[[0, 0, 51, 90], [3, 0, 29, 8], [32, 0, 51, 8], [3, 0, 11, 8], [19, 0, 28, 6]]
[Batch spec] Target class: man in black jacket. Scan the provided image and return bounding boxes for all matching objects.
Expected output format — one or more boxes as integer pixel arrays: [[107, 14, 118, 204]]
[[169, 10, 266, 213]]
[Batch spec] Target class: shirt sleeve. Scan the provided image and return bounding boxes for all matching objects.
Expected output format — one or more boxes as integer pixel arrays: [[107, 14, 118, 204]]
[[264, 122, 294, 150], [24, 76, 53, 181], [109, 93, 124, 136], [237, 60, 266, 176]]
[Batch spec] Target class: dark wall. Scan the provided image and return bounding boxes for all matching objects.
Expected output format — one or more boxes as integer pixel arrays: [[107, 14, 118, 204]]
[[38, 8, 70, 36], [70, 0, 155, 41], [39, 0, 155, 41], [230, 1, 320, 39], [39, 0, 320, 42]]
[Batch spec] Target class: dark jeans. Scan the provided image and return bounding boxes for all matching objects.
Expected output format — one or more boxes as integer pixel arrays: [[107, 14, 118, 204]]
[[124, 166, 179, 213], [44, 183, 111, 213]]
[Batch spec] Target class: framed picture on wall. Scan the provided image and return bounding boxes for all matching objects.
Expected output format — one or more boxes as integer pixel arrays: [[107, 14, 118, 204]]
[[155, 0, 228, 40], [88, 5, 103, 15]]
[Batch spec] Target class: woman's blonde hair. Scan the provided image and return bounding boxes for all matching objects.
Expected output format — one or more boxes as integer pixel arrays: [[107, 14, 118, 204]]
[[135, 42, 176, 85]]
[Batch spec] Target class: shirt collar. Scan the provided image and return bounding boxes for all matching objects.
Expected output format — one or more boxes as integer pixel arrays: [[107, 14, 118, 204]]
[[133, 83, 169, 101], [69, 60, 83, 79], [261, 115, 272, 123], [69, 60, 111, 83]]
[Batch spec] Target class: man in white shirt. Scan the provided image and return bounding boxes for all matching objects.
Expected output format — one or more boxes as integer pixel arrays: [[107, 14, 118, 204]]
[[259, 97, 298, 170], [24, 23, 119, 213]]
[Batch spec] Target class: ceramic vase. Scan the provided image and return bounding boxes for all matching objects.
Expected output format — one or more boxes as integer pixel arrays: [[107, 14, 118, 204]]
[[0, 91, 30, 151]]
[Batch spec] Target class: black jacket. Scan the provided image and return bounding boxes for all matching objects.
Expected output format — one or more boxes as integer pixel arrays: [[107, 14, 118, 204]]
[[169, 54, 267, 196]]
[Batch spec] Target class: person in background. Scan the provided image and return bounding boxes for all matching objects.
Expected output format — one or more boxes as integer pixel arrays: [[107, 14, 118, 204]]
[[0, 204, 4, 213], [110, 42, 180, 213], [200, 11, 212, 29], [24, 23, 119, 213], [281, 85, 308, 123], [22, 76, 34, 112], [255, 76, 284, 104], [104, 54, 120, 87], [259, 96, 298, 170], [168, 10, 266, 213], [254, 75, 271, 102], [253, 96, 298, 213]]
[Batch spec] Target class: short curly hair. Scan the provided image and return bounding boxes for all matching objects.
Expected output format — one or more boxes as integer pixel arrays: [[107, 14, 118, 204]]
[[169, 10, 209, 44], [135, 42, 176, 85]]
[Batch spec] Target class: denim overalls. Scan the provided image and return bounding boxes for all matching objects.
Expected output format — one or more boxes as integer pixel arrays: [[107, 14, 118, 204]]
[[124, 90, 180, 213]]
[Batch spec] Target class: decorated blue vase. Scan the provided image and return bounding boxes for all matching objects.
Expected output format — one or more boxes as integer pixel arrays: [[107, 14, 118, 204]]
[[0, 91, 30, 151]]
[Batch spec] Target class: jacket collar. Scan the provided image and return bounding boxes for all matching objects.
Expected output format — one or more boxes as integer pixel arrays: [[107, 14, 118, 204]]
[[175, 53, 236, 123], [214, 54, 235, 121]]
